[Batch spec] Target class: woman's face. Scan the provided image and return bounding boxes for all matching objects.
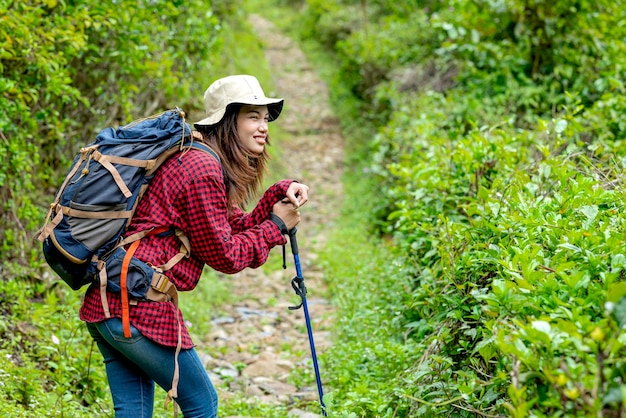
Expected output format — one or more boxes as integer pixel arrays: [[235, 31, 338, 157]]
[[236, 104, 270, 155]]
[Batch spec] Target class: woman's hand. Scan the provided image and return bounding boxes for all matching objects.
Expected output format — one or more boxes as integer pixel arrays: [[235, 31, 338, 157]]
[[272, 200, 301, 231], [285, 182, 309, 208]]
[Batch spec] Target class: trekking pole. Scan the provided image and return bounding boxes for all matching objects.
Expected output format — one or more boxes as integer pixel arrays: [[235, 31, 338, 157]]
[[287, 228, 327, 417]]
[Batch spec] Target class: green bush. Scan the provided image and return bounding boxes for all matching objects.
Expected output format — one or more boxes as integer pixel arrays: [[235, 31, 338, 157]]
[[0, 278, 110, 416], [372, 101, 626, 414], [285, 0, 626, 415], [297, 0, 626, 128], [0, 0, 226, 278]]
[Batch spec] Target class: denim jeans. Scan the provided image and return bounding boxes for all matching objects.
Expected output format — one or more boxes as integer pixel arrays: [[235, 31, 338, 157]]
[[87, 318, 218, 418]]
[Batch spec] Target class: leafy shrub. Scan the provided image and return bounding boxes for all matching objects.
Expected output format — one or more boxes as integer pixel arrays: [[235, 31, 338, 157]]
[[297, 0, 626, 128], [285, 0, 626, 415], [0, 0, 227, 278], [368, 96, 626, 415], [0, 277, 110, 416]]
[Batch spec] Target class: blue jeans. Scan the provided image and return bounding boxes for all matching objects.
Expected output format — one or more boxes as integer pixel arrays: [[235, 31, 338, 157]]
[[87, 318, 218, 418]]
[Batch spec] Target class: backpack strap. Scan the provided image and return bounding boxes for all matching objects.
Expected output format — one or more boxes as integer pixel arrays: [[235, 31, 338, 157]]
[[120, 240, 140, 338], [37, 147, 95, 243], [191, 144, 222, 170], [92, 149, 159, 198], [96, 258, 111, 318]]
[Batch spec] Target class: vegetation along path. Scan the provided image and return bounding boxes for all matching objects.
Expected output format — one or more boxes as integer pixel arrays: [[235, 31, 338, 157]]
[[194, 15, 344, 417]]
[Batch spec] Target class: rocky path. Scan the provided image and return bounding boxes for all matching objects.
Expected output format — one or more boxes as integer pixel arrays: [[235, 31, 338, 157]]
[[196, 15, 344, 417]]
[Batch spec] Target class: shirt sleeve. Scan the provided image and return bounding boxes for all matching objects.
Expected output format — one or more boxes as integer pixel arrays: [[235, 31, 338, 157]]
[[229, 179, 295, 233], [178, 163, 288, 274]]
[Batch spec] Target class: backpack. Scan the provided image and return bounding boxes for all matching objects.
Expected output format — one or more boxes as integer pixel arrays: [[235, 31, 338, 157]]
[[36, 108, 217, 409], [37, 107, 217, 293]]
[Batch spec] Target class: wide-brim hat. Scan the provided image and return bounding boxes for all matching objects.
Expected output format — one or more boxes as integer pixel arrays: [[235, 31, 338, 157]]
[[194, 75, 284, 127]]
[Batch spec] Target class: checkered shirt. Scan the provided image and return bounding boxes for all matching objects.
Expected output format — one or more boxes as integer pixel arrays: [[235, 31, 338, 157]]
[[80, 148, 291, 348]]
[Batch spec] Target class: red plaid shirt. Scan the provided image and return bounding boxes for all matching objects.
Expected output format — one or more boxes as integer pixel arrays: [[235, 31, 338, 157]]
[[80, 148, 291, 348]]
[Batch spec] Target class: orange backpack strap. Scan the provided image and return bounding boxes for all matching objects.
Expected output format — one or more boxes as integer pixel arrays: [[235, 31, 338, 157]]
[[120, 240, 141, 338], [117, 226, 173, 338]]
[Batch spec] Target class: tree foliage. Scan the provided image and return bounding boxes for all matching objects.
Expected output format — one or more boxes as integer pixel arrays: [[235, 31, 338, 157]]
[[0, 0, 225, 277]]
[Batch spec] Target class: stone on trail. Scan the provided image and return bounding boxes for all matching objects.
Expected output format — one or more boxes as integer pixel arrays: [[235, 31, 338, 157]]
[[288, 408, 323, 418]]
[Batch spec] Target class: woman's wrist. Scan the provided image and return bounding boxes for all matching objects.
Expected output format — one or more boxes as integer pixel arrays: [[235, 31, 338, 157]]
[[269, 213, 289, 235]]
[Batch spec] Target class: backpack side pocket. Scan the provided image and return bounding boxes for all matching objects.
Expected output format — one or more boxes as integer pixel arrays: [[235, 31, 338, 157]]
[[102, 248, 153, 300]]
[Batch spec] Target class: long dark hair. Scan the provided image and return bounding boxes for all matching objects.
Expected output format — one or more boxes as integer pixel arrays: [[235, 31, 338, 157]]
[[194, 105, 270, 209]]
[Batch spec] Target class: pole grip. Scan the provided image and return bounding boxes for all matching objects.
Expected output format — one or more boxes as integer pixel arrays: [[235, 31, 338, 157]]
[[288, 228, 299, 255]]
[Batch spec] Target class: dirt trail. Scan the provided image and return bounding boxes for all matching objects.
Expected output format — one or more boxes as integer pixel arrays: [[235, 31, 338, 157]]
[[196, 15, 345, 417]]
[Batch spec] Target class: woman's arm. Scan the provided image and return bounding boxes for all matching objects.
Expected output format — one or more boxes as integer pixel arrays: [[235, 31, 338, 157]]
[[229, 179, 302, 233], [179, 172, 287, 274]]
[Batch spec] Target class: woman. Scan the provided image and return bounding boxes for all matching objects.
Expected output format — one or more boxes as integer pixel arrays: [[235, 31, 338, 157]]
[[80, 74, 309, 417]]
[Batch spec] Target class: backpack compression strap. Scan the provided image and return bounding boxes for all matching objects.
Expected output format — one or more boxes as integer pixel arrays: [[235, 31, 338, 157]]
[[90, 146, 159, 198], [120, 240, 141, 338]]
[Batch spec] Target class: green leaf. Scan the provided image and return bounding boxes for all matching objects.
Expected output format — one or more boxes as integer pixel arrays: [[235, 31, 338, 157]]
[[607, 282, 626, 304], [554, 119, 568, 134]]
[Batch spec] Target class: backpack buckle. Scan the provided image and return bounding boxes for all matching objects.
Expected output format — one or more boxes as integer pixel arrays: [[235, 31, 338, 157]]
[[152, 273, 171, 293]]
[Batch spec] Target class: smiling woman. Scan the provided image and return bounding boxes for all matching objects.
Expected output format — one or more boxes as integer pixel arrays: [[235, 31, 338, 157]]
[[80, 74, 309, 417], [237, 105, 271, 155], [194, 75, 287, 208]]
